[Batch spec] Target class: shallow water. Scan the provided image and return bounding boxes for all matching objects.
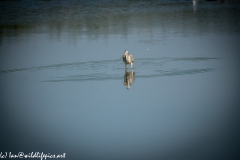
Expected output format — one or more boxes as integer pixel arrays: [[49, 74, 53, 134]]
[[1, 0, 240, 159]]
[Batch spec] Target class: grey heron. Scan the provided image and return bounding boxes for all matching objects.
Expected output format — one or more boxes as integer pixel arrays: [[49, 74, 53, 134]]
[[122, 50, 134, 69]]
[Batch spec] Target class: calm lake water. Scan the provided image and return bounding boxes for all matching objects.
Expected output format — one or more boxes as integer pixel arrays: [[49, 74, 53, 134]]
[[1, 0, 240, 159]]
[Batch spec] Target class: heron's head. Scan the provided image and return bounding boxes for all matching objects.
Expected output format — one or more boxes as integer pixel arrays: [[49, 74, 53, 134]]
[[124, 50, 128, 55]]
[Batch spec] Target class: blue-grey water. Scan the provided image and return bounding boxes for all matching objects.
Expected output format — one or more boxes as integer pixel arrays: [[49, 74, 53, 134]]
[[1, 0, 240, 160]]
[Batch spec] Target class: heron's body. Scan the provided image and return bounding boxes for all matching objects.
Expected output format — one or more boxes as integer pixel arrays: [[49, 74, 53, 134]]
[[122, 50, 134, 69]]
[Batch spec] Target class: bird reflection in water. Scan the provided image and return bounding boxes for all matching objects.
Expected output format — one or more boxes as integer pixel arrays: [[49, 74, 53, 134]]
[[123, 69, 135, 90], [121, 50, 135, 89]]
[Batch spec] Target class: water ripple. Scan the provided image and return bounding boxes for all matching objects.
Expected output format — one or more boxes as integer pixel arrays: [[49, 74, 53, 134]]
[[0, 57, 220, 82]]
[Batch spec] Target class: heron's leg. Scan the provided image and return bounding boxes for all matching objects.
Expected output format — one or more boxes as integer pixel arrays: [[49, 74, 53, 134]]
[[130, 63, 133, 69], [125, 63, 127, 69]]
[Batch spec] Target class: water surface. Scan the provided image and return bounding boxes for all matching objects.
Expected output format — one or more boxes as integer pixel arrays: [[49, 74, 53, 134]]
[[1, 0, 240, 159]]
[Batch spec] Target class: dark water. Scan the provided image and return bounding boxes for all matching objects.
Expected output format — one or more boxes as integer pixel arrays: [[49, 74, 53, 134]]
[[1, 0, 240, 160]]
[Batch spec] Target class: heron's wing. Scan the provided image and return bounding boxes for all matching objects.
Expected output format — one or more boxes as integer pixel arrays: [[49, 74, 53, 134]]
[[130, 54, 134, 62]]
